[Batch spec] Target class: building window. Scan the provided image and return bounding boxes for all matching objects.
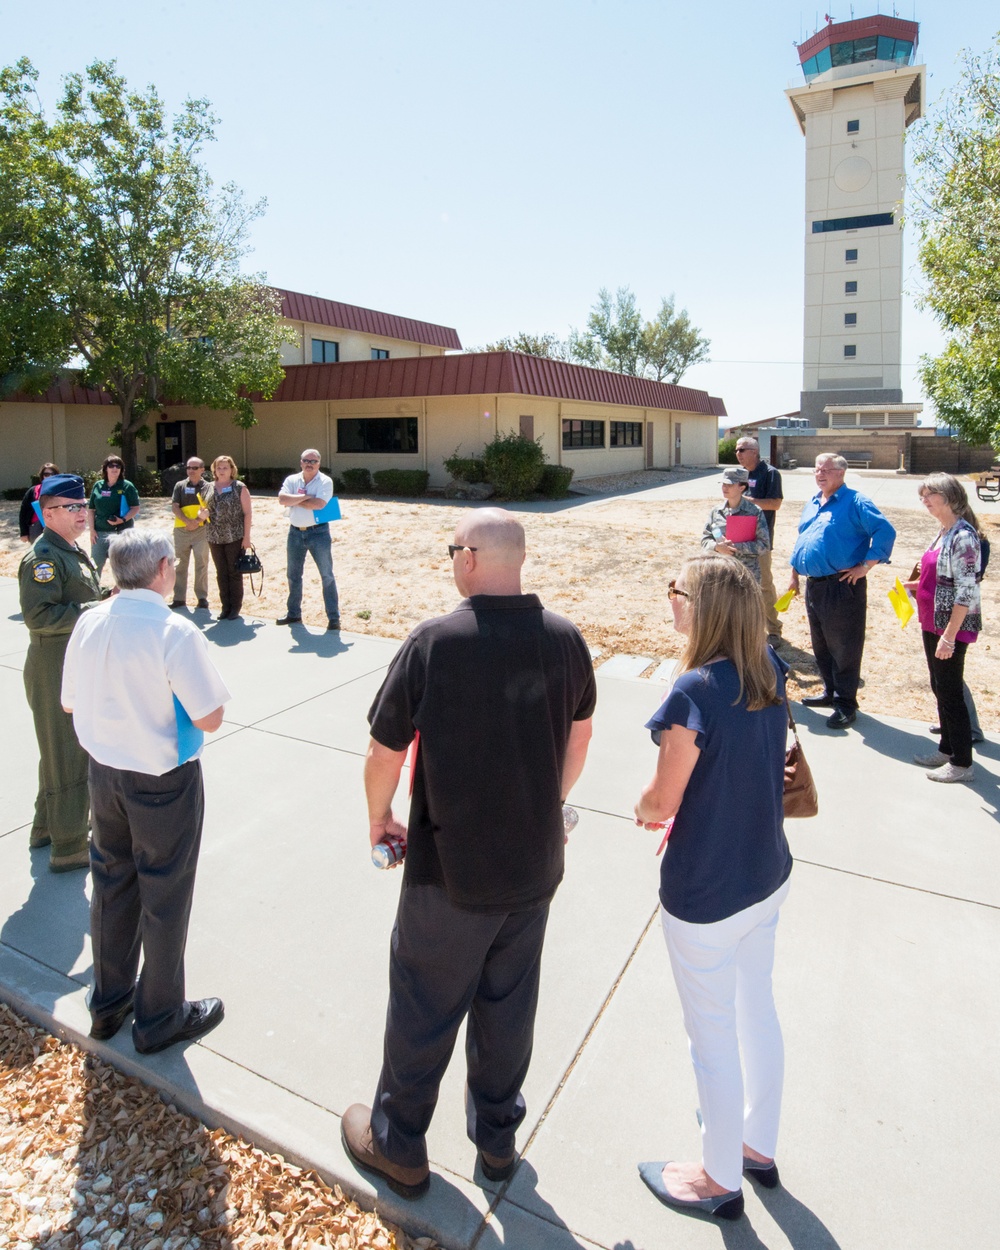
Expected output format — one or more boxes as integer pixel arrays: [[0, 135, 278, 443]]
[[562, 419, 605, 449], [337, 417, 418, 454], [846, 119, 860, 134], [812, 212, 894, 233], [610, 421, 643, 447], [845, 281, 858, 295], [371, 348, 390, 360], [312, 338, 339, 364], [844, 345, 857, 358], [844, 313, 857, 326], [845, 248, 858, 263]]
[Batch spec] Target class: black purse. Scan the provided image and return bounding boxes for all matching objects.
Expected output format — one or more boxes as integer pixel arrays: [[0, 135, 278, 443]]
[[234, 545, 263, 597]]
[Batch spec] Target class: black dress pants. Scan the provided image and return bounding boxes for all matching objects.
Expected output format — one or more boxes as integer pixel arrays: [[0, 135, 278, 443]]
[[371, 883, 550, 1169], [805, 575, 867, 712], [922, 630, 973, 767], [88, 758, 204, 1050], [209, 539, 244, 617]]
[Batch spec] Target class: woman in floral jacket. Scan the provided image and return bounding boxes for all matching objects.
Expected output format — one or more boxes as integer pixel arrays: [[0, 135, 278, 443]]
[[905, 473, 984, 784]]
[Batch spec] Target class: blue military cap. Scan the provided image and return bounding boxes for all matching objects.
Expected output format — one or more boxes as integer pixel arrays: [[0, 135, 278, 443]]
[[38, 474, 86, 501]]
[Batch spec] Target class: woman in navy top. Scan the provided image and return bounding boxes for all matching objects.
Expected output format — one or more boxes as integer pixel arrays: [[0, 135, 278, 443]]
[[634, 554, 792, 1222]]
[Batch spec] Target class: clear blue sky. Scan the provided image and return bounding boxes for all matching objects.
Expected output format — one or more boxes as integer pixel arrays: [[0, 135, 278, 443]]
[[4, 0, 998, 425]]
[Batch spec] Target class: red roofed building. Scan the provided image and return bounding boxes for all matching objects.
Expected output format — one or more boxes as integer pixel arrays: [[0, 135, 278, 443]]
[[1, 288, 725, 489]]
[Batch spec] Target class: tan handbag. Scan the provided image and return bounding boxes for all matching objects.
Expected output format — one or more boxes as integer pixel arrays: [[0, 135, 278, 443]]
[[783, 695, 818, 818]]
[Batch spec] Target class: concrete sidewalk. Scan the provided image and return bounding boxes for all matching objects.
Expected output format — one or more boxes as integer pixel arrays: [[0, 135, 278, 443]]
[[1, 575, 998, 1249]]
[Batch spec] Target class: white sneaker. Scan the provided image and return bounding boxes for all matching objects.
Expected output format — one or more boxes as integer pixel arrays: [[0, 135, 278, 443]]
[[914, 751, 951, 768], [926, 762, 975, 784]]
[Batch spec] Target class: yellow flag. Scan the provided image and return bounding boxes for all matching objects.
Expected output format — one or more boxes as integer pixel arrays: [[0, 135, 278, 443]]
[[887, 577, 914, 628], [774, 587, 797, 613]]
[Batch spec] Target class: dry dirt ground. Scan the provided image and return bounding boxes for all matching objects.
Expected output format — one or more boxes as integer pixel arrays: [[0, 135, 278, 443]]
[[0, 1003, 437, 1250], [2, 484, 998, 729]]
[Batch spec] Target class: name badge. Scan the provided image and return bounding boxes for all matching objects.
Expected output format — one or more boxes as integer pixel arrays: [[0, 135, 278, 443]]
[[217, 485, 232, 494], [100, 490, 111, 498], [184, 486, 196, 494]]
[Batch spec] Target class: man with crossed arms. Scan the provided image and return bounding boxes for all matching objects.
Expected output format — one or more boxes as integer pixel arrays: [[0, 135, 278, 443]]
[[277, 448, 340, 630]]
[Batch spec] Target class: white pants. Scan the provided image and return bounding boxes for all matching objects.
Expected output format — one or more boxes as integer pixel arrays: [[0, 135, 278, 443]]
[[661, 877, 790, 1192]]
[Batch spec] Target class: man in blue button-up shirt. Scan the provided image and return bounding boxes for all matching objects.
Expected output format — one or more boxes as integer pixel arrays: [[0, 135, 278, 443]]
[[788, 454, 896, 728]]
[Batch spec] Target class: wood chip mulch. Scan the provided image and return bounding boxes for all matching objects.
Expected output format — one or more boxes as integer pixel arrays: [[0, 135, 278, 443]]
[[0, 1004, 440, 1250]]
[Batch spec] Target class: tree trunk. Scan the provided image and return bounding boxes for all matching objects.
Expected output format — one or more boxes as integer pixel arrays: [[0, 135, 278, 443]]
[[117, 403, 142, 481]]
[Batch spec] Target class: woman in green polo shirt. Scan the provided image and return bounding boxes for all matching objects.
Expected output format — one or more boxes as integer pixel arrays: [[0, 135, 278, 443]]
[[88, 455, 141, 578]]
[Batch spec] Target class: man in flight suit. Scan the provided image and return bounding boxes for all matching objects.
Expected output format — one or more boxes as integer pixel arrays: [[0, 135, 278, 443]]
[[18, 474, 105, 871]]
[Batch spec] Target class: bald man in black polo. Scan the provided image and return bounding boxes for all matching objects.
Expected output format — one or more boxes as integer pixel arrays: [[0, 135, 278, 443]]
[[342, 509, 596, 1198]]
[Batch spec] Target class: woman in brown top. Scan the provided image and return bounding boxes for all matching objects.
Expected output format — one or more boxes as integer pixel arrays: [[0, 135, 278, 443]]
[[203, 455, 253, 619]]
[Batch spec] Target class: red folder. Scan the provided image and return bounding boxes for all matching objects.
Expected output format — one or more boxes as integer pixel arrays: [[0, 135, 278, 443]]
[[725, 514, 757, 543]]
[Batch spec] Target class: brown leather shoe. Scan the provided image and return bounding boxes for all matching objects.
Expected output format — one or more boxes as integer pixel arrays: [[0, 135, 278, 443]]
[[479, 1147, 517, 1182], [341, 1103, 430, 1198]]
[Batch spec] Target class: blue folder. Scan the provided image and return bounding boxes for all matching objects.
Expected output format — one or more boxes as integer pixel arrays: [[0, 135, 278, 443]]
[[31, 501, 44, 526], [173, 694, 204, 766], [120, 493, 130, 517], [313, 496, 341, 523]]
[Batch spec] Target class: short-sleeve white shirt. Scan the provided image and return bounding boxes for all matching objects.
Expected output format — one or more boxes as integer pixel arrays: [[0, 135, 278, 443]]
[[61, 589, 231, 776], [280, 470, 333, 528]]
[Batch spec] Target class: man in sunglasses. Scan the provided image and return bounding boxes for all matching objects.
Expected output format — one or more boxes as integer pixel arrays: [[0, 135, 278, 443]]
[[343, 509, 596, 1198], [276, 449, 340, 630], [18, 474, 106, 871]]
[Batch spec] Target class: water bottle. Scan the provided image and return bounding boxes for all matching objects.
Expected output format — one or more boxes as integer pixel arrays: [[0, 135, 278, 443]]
[[371, 833, 406, 869], [563, 805, 579, 836]]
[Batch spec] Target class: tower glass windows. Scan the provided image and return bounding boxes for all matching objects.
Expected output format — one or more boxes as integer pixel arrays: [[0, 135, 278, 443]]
[[845, 281, 858, 294], [845, 313, 857, 326], [844, 345, 857, 357], [846, 249, 858, 262], [847, 119, 860, 133]]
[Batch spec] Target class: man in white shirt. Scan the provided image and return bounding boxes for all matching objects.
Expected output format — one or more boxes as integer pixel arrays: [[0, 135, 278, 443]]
[[276, 448, 341, 630], [61, 529, 231, 1054]]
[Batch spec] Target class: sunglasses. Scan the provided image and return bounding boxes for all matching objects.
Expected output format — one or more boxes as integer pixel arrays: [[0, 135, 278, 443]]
[[667, 579, 689, 600], [301, 458, 320, 464], [44, 502, 88, 513], [448, 545, 478, 558]]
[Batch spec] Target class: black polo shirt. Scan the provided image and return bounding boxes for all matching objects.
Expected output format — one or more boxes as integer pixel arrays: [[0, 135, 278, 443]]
[[744, 457, 783, 542], [368, 594, 597, 913]]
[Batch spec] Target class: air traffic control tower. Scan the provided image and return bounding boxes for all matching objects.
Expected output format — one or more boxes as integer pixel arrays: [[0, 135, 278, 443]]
[[787, 15, 925, 426]]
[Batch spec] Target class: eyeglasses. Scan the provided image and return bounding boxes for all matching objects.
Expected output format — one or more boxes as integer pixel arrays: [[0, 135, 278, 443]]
[[448, 545, 478, 558], [301, 458, 320, 464], [667, 579, 690, 600], [44, 502, 88, 513]]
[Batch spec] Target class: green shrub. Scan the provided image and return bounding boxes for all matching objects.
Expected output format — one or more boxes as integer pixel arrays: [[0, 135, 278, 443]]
[[718, 437, 738, 464], [538, 464, 575, 499], [133, 466, 165, 497], [333, 476, 345, 492], [341, 468, 373, 492], [244, 466, 298, 489], [81, 469, 102, 495], [2, 487, 28, 501], [372, 469, 429, 496], [443, 450, 487, 483], [482, 431, 546, 500]]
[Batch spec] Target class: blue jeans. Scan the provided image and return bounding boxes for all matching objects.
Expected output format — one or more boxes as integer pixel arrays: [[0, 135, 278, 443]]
[[286, 523, 339, 621]]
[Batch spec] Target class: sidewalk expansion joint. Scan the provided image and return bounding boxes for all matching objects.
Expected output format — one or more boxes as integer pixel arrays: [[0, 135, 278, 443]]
[[249, 663, 395, 728], [795, 856, 1000, 911]]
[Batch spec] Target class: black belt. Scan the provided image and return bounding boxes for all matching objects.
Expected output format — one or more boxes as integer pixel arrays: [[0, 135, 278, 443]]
[[807, 572, 845, 581], [292, 522, 328, 531]]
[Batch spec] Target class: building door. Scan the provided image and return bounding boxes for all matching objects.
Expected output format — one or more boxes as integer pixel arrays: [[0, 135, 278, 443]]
[[674, 422, 682, 466], [519, 415, 534, 441], [645, 423, 654, 468], [156, 421, 198, 470]]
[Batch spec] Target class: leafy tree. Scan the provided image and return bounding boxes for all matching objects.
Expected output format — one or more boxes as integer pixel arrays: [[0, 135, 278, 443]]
[[568, 286, 709, 382], [638, 296, 711, 384], [0, 58, 288, 477], [910, 35, 1000, 445], [478, 332, 570, 359], [569, 286, 643, 374]]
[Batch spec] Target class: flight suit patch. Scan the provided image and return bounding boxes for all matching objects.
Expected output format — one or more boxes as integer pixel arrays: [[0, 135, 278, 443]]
[[32, 562, 56, 584]]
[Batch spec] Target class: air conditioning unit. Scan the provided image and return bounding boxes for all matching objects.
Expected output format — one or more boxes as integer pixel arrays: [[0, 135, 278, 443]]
[[776, 418, 789, 428]]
